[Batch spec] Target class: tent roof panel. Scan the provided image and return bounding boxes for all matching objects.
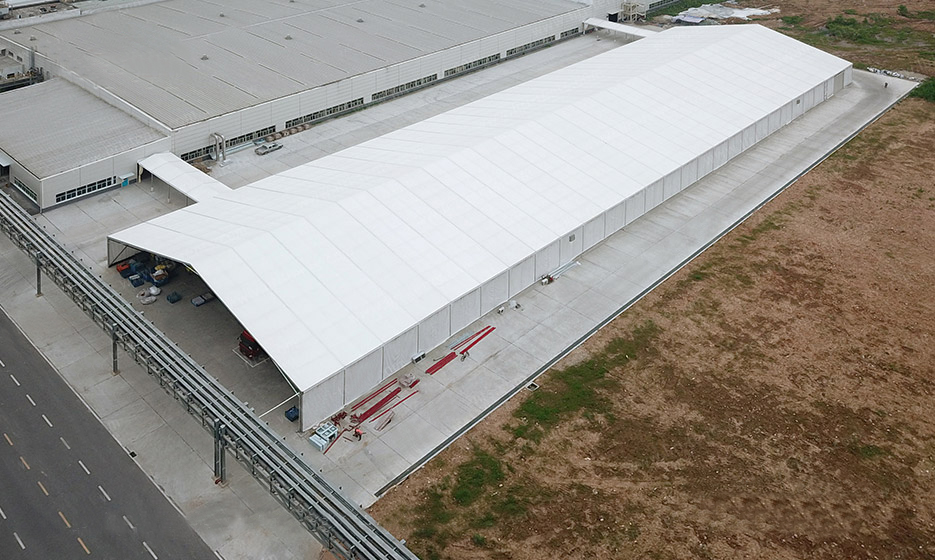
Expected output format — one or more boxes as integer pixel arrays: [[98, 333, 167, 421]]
[[110, 25, 851, 393]]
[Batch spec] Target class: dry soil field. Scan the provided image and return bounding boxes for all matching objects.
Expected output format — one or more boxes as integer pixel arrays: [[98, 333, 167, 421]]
[[369, 4, 935, 559]]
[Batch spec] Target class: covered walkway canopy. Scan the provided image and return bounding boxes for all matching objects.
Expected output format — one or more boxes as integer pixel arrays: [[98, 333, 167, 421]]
[[583, 18, 658, 39], [138, 153, 231, 205], [109, 25, 851, 425]]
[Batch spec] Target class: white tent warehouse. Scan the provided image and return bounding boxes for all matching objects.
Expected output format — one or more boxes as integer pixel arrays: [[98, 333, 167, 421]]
[[109, 25, 852, 431]]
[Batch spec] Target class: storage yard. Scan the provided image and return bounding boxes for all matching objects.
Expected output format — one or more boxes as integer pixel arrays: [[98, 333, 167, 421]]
[[368, 3, 935, 559]]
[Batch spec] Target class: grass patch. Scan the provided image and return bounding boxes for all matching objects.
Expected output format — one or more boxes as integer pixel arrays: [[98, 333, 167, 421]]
[[909, 77, 935, 102], [452, 447, 504, 505], [781, 15, 803, 26], [511, 321, 659, 442], [849, 442, 888, 458], [649, 0, 706, 17], [824, 15, 889, 45], [471, 534, 487, 546]]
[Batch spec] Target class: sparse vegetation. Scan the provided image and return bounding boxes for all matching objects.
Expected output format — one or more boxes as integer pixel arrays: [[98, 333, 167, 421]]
[[909, 77, 935, 101], [781, 15, 803, 26]]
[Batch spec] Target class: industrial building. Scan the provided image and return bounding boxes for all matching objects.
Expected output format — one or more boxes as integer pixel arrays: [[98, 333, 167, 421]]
[[107, 24, 852, 431], [0, 0, 618, 209]]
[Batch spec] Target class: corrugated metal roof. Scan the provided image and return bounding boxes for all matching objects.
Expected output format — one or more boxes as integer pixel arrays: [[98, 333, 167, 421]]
[[0, 80, 166, 179], [110, 25, 851, 393], [0, 0, 585, 129]]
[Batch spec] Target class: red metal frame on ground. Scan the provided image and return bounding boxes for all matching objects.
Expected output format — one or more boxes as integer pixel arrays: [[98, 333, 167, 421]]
[[460, 326, 495, 355], [425, 351, 456, 375]]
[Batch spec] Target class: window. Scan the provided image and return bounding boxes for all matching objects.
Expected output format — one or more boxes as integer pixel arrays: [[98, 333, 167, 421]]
[[12, 177, 37, 202], [285, 98, 364, 129], [224, 126, 276, 149], [444, 54, 501, 79], [55, 176, 117, 204], [560, 27, 580, 39], [371, 74, 438, 102], [506, 35, 556, 58]]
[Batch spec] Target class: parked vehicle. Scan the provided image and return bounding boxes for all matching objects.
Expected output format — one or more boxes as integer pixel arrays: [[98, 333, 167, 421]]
[[238, 330, 263, 359], [254, 143, 282, 156]]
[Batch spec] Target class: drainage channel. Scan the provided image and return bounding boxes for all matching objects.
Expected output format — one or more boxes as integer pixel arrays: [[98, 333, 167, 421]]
[[0, 190, 417, 560]]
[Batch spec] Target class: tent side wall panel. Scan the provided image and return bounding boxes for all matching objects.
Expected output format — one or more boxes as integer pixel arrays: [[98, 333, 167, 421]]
[[344, 349, 383, 407]]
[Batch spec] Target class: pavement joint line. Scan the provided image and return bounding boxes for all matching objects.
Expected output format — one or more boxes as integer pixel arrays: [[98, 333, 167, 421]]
[[78, 537, 90, 555], [143, 541, 158, 559], [60, 436, 70, 450], [59, 510, 71, 528], [42, 413, 53, 427], [14, 532, 25, 549], [123, 514, 135, 530], [9, 373, 17, 385], [26, 394, 35, 406], [20, 455, 29, 470], [98, 485, 111, 501], [78, 459, 90, 475], [38, 480, 49, 496], [3, 432, 12, 445]]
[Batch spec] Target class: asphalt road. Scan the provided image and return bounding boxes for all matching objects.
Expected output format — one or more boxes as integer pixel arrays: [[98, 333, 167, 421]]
[[0, 307, 218, 559]]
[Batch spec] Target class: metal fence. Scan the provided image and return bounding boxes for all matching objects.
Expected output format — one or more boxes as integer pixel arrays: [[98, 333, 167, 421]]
[[0, 190, 418, 560]]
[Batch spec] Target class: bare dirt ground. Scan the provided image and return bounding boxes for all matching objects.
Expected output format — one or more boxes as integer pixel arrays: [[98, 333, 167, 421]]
[[370, 5, 935, 560]]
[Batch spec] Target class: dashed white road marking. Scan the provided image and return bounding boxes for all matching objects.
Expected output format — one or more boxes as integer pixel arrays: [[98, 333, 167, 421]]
[[78, 460, 90, 475], [42, 414, 53, 427], [60, 437, 71, 450], [123, 515, 135, 530], [14, 532, 25, 549], [3, 433, 12, 446], [59, 511, 72, 528], [26, 394, 35, 406], [0, 357, 6, 368], [9, 373, 18, 385], [37, 480, 49, 496], [0, 505, 6, 520], [20, 456, 30, 470], [143, 541, 158, 559], [78, 537, 90, 555], [98, 485, 111, 502]]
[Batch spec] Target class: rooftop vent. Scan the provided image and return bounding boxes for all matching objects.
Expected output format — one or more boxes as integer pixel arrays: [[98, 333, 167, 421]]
[[201, 55, 209, 60], [285, 35, 292, 40], [356, 18, 364, 22]]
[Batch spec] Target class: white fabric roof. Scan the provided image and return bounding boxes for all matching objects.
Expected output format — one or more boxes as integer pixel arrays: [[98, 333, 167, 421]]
[[139, 153, 231, 203], [110, 25, 850, 392]]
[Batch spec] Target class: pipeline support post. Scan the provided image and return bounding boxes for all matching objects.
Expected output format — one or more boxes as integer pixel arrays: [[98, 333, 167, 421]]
[[213, 419, 227, 484], [111, 323, 119, 374], [34, 250, 42, 297]]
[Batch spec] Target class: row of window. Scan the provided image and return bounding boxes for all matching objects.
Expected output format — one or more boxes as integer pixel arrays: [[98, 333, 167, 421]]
[[444, 54, 501, 79], [180, 145, 214, 162], [225, 126, 276, 148], [181, 36, 565, 162], [560, 27, 581, 39], [55, 176, 116, 203], [12, 177, 37, 202], [371, 73, 438, 102], [285, 98, 364, 129], [506, 35, 556, 58]]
